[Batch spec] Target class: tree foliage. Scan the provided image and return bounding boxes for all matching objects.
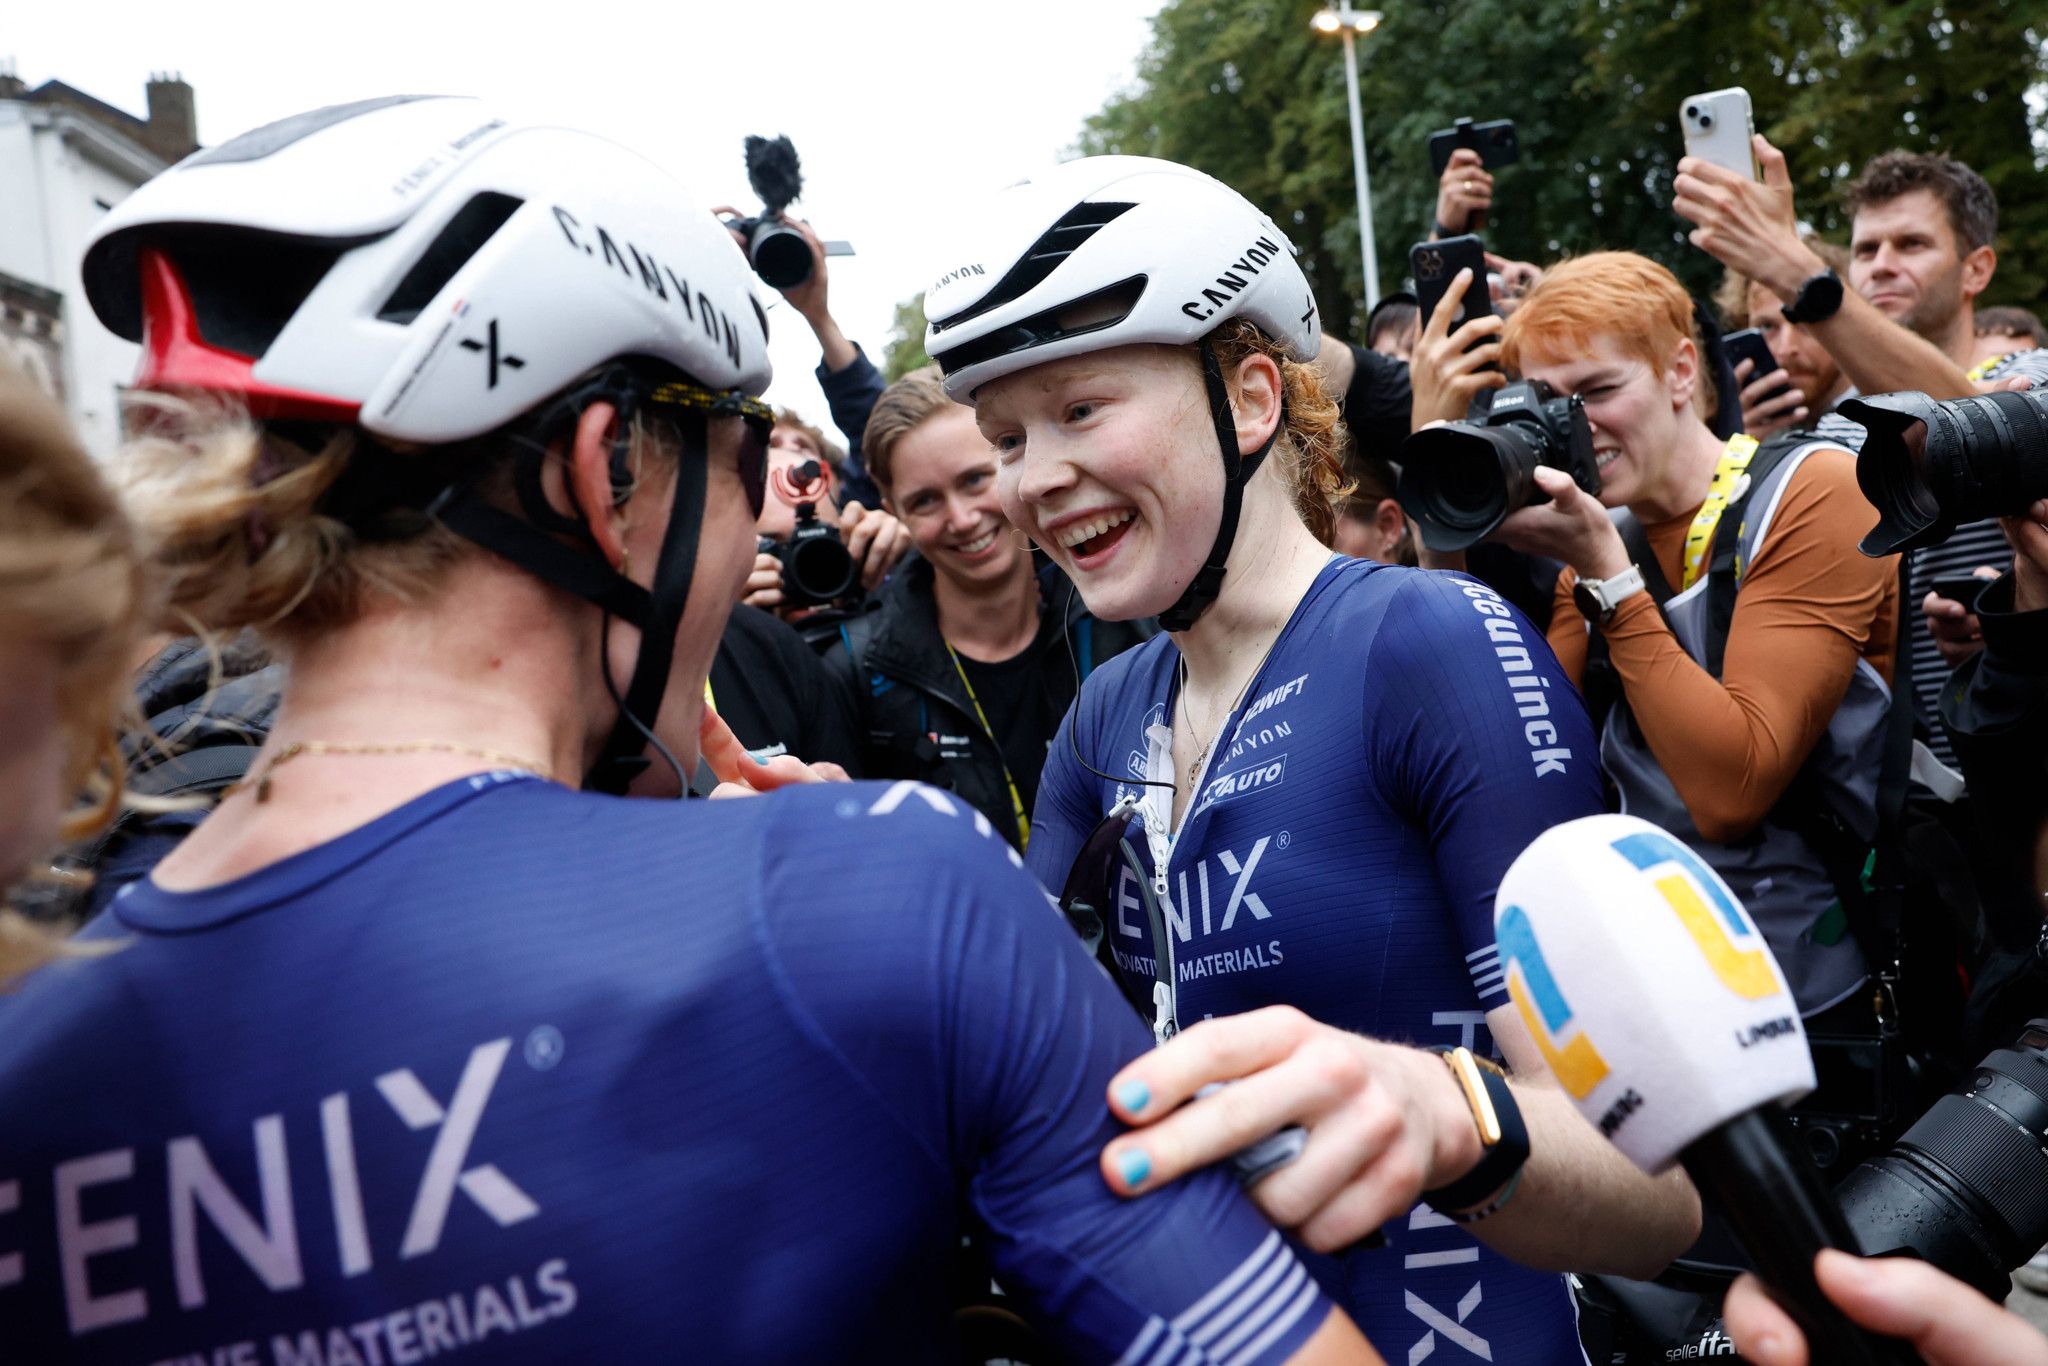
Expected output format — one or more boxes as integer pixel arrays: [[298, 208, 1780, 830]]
[[882, 292, 933, 382], [1080, 0, 2048, 337]]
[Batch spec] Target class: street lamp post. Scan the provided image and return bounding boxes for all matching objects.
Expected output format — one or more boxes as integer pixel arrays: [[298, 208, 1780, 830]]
[[1311, 3, 1384, 311]]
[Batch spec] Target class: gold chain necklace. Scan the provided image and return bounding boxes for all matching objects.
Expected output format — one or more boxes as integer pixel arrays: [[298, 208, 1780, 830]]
[[1176, 634, 1283, 788], [221, 740, 557, 803]]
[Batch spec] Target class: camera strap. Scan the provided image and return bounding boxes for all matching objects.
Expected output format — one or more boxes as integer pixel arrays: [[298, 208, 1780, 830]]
[[1680, 435, 1760, 592]]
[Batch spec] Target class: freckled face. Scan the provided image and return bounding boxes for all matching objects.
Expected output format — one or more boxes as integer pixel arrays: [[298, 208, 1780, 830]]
[[975, 345, 1222, 621]]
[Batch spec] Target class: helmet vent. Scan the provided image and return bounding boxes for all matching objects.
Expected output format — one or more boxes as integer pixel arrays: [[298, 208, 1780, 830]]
[[931, 200, 1135, 332], [377, 191, 524, 324]]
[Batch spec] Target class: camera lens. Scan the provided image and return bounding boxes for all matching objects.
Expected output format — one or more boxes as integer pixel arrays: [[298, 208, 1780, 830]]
[[1685, 103, 1699, 119], [786, 532, 858, 605], [1699, 114, 1713, 127], [1846, 388, 2048, 554], [749, 221, 815, 290], [1395, 424, 1544, 552]]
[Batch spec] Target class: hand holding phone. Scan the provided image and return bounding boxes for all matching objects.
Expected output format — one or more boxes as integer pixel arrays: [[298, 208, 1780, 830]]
[[1681, 88, 1759, 180], [1412, 235, 1492, 339]]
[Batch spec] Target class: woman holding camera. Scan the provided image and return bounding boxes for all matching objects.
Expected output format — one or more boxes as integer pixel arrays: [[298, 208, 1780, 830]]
[[0, 100, 1374, 1363], [927, 155, 1699, 1360]]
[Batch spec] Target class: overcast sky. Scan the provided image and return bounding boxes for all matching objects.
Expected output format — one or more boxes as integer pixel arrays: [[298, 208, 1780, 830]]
[[10, 0, 1166, 443]]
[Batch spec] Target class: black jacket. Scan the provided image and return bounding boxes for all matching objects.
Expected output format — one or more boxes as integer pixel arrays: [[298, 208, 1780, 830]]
[[1940, 572, 2048, 1045], [820, 557, 1154, 849], [712, 604, 863, 774]]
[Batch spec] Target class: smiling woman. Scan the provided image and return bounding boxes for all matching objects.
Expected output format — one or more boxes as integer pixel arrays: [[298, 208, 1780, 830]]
[[820, 363, 1155, 850], [924, 156, 1703, 1358]]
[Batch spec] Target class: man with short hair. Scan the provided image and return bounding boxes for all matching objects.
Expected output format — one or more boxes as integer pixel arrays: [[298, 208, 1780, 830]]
[[1974, 305, 2046, 369], [1716, 240, 1855, 440], [1676, 143, 2048, 765]]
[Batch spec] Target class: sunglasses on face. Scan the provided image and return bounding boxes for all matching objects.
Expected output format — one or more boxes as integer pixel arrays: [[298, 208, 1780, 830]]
[[647, 381, 774, 519]]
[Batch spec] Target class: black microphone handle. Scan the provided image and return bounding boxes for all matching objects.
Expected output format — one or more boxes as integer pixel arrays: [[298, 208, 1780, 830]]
[[1680, 1107, 1924, 1366]]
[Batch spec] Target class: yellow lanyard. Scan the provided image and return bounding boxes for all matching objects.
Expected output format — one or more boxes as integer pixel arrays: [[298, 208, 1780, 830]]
[[945, 644, 1031, 849], [704, 678, 716, 710], [1966, 353, 2014, 384], [1680, 434, 1760, 592]]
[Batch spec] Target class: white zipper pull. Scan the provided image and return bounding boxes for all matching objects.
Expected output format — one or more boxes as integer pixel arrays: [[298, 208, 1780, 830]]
[[1152, 982, 1176, 1045]]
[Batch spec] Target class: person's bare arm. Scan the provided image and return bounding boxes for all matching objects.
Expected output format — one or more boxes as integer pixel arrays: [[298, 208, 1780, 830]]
[[1310, 333, 1358, 398], [1098, 1005, 1699, 1279], [1672, 137, 1978, 400], [1288, 1308, 1384, 1366]]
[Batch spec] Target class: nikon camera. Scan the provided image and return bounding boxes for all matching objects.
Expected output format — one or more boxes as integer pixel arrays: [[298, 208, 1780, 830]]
[[1396, 379, 1603, 552]]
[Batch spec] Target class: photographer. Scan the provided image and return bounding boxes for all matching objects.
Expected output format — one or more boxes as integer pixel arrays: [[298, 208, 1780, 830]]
[[1715, 240, 1855, 441], [743, 409, 910, 620], [0, 367, 145, 979], [1489, 252, 1900, 1019], [1676, 142, 2048, 762], [1941, 497, 2048, 1043], [821, 366, 1153, 851], [0, 101, 1379, 1363]]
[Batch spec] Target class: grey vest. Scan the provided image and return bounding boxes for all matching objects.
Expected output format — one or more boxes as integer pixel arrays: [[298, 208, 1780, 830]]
[[1603, 440, 1887, 1016]]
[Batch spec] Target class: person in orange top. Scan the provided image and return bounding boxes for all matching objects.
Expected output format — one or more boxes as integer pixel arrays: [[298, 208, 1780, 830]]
[[1460, 251, 1899, 1017]]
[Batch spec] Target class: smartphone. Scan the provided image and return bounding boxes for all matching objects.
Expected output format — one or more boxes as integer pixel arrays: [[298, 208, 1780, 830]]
[[1429, 117, 1520, 178], [1411, 235, 1492, 336], [1722, 328, 1796, 409], [1930, 575, 1989, 610], [1680, 88, 1758, 179]]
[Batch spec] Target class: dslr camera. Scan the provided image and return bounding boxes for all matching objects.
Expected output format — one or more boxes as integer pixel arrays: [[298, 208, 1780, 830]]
[[1396, 379, 1602, 552], [758, 458, 860, 611], [1844, 387, 2048, 555]]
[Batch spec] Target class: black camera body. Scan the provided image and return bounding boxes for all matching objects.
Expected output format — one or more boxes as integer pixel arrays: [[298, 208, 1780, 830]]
[[1845, 387, 2048, 555], [1396, 379, 1602, 552], [759, 456, 860, 611], [1428, 116, 1520, 177]]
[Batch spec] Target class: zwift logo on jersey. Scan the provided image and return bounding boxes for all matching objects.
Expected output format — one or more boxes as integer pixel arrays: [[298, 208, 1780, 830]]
[[1611, 828, 1777, 1002], [1496, 903, 1610, 1100]]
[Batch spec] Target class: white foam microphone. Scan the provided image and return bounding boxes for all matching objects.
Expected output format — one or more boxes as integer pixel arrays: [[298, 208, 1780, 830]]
[[1495, 813, 1919, 1366]]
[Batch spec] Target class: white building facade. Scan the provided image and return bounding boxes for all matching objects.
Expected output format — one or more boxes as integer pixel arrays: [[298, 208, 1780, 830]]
[[0, 76, 193, 454]]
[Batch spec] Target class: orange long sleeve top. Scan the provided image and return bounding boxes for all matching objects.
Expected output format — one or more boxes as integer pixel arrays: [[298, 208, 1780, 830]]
[[1547, 446, 1900, 842]]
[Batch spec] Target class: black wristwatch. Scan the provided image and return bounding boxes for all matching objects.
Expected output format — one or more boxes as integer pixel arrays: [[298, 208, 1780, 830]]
[[1421, 1047, 1531, 1220], [1781, 269, 1845, 325]]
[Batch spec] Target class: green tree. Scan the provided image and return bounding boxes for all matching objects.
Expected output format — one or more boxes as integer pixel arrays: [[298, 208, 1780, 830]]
[[1082, 0, 2047, 327], [883, 293, 933, 382]]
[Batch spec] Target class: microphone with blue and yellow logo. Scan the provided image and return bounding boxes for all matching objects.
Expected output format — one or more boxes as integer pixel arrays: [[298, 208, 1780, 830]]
[[1496, 814, 1920, 1366]]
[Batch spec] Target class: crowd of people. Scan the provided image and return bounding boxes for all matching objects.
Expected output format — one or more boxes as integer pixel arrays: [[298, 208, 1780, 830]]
[[0, 86, 2044, 1364]]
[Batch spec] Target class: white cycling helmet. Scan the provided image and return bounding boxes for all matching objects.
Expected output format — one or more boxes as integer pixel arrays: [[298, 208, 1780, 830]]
[[81, 96, 775, 793], [83, 94, 770, 441], [923, 156, 1321, 629], [923, 155, 1318, 401]]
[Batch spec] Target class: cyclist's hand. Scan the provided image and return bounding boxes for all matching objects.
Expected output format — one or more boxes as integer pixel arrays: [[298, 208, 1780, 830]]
[[1099, 1006, 1476, 1253], [700, 704, 845, 795], [1724, 1251, 2048, 1366]]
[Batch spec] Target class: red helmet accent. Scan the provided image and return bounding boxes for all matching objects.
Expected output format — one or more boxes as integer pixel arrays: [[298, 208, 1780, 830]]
[[135, 246, 361, 423]]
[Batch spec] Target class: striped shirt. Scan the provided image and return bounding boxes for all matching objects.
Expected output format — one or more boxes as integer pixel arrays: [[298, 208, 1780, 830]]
[[1810, 347, 2048, 766]]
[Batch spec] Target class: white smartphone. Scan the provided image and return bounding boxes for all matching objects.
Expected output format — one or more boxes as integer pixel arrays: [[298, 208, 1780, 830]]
[[1680, 88, 1758, 179]]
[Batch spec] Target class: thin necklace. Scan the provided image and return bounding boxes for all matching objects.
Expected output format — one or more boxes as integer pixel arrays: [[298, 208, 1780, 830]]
[[1176, 630, 1285, 788], [221, 740, 557, 804]]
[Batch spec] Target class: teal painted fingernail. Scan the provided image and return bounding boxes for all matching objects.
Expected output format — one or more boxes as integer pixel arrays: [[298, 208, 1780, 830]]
[[1116, 1080, 1151, 1113], [752, 752, 769, 765], [1117, 1149, 1151, 1189]]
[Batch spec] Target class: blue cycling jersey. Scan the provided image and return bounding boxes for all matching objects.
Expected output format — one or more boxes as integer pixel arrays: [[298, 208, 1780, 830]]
[[1030, 557, 1605, 1366], [0, 772, 1334, 1364]]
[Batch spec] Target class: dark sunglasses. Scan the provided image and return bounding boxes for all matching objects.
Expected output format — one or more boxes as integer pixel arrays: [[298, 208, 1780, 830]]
[[647, 382, 774, 519]]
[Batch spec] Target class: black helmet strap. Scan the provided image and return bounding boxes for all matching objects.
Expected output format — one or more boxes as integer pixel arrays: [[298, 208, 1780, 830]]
[[1159, 339, 1284, 633], [429, 367, 709, 796]]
